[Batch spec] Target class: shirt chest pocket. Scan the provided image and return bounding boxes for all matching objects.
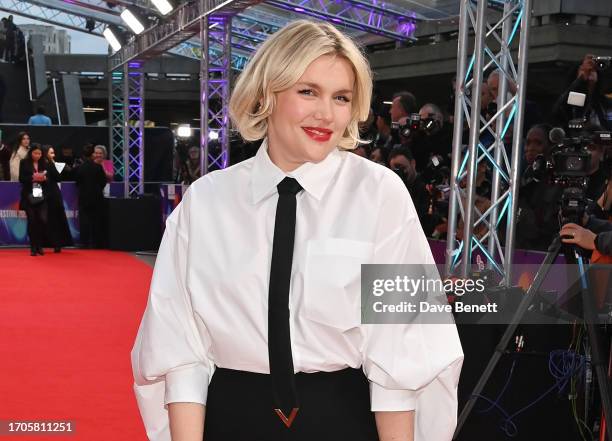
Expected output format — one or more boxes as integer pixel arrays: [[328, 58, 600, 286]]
[[302, 238, 374, 331]]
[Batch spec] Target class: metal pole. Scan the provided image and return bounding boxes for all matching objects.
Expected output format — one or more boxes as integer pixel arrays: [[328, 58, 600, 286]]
[[200, 11, 208, 177], [445, 0, 470, 278], [487, 0, 512, 270], [122, 62, 130, 198], [52, 78, 62, 125], [24, 37, 33, 101], [460, 0, 487, 277], [504, 0, 532, 285]]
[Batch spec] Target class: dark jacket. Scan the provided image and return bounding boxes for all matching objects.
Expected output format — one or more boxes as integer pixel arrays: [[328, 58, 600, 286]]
[[75, 159, 107, 209], [45, 161, 73, 247], [18, 158, 48, 210]]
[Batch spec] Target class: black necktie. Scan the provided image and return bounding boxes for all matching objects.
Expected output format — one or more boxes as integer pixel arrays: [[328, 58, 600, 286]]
[[268, 177, 303, 428]]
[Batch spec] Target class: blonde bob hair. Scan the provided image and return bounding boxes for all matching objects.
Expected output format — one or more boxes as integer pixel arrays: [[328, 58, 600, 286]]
[[229, 20, 373, 150]]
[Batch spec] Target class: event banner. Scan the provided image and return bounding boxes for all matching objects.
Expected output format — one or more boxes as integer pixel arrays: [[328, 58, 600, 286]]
[[0, 182, 185, 246], [0, 182, 79, 246]]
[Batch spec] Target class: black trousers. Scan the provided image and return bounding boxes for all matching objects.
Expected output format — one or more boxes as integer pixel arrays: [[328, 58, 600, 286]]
[[25, 203, 48, 250], [79, 203, 106, 248], [204, 367, 379, 441]]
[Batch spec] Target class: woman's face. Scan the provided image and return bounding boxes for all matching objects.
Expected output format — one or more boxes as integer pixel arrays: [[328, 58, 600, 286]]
[[267, 54, 355, 171], [93, 147, 105, 164], [21, 135, 30, 148], [47, 147, 55, 161], [31, 149, 42, 162]]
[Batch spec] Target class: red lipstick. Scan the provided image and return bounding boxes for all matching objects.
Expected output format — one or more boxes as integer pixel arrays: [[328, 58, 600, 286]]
[[302, 127, 333, 142]]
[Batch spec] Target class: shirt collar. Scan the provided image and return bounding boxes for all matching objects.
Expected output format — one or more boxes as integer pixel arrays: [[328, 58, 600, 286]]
[[250, 138, 343, 204]]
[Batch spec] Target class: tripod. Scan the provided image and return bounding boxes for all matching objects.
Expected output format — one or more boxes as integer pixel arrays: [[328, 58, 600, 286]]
[[453, 235, 612, 441]]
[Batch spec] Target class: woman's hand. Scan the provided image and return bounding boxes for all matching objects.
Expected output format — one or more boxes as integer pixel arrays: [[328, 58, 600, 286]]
[[32, 172, 46, 183], [560, 223, 597, 250], [375, 411, 415, 441]]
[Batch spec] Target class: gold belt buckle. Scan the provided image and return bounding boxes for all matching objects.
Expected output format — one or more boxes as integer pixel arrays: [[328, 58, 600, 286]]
[[274, 407, 299, 428]]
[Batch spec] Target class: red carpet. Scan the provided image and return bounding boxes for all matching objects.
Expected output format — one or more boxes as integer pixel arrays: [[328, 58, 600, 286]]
[[0, 249, 153, 440]]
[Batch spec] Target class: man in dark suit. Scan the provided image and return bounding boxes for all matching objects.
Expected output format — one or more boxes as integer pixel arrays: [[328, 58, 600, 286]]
[[75, 145, 108, 248]]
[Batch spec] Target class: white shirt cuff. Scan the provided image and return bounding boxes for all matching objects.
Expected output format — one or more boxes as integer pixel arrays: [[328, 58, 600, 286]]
[[369, 382, 417, 411], [163, 364, 210, 410]]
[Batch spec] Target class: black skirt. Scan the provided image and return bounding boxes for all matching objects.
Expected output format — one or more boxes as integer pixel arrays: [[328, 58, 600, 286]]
[[204, 367, 379, 441]]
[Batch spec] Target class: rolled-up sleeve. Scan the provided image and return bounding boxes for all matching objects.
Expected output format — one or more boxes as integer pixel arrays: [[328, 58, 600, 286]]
[[131, 188, 214, 441], [362, 172, 464, 440]]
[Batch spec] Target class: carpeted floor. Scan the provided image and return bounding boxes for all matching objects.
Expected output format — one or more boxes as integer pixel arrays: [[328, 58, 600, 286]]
[[0, 249, 153, 440]]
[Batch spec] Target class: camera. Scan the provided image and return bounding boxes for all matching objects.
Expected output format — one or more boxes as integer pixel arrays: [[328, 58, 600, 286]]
[[593, 55, 612, 71], [540, 119, 612, 224], [391, 113, 441, 138]]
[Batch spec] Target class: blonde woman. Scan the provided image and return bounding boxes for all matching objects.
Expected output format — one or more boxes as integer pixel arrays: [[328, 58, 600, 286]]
[[131, 20, 463, 441]]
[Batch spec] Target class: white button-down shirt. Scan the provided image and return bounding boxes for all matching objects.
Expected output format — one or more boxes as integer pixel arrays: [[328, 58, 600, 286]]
[[131, 139, 464, 441]]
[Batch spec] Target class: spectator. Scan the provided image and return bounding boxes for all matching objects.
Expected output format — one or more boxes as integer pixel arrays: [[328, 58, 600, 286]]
[[75, 144, 107, 248], [352, 144, 368, 158], [388, 147, 432, 234], [19, 144, 48, 256], [180, 146, 201, 185], [9, 131, 30, 181], [44, 145, 73, 252], [369, 146, 389, 166], [373, 108, 392, 150], [358, 108, 377, 144], [28, 106, 52, 126], [0, 141, 10, 180], [4, 15, 15, 63], [487, 69, 541, 134], [93, 144, 113, 181]]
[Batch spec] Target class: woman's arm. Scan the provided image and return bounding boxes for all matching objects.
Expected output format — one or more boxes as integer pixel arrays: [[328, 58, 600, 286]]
[[375, 411, 415, 441], [168, 403, 205, 441]]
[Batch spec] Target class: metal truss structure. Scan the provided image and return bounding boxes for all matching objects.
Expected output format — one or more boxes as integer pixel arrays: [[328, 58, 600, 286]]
[[123, 61, 145, 197], [0, 0, 111, 35], [109, 68, 125, 180], [200, 14, 231, 174], [16, 0, 424, 197], [266, 0, 417, 41], [446, 0, 531, 284]]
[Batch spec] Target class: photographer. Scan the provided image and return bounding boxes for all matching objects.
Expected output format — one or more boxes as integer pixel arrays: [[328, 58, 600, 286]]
[[515, 124, 563, 251], [553, 54, 612, 131], [410, 103, 454, 172], [389, 91, 419, 149]]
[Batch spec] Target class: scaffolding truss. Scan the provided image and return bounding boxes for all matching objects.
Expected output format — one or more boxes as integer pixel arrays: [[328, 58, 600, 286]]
[[200, 14, 231, 174], [109, 68, 125, 179], [0, 0, 109, 34], [446, 0, 531, 284], [123, 61, 145, 197], [266, 0, 417, 41]]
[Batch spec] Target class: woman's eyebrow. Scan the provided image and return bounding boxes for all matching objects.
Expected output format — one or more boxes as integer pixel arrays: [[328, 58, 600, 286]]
[[296, 81, 353, 94]]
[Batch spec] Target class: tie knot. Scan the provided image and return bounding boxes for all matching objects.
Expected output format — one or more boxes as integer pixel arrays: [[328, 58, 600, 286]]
[[277, 177, 303, 196]]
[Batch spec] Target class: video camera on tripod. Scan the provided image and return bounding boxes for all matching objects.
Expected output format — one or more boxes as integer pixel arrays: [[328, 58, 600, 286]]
[[527, 118, 611, 224]]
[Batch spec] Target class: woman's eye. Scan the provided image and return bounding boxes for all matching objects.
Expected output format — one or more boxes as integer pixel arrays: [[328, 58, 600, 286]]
[[335, 95, 351, 103], [298, 89, 314, 96]]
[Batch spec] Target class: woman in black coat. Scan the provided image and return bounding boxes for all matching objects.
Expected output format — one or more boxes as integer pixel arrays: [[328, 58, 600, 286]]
[[44, 145, 73, 252], [19, 144, 48, 256]]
